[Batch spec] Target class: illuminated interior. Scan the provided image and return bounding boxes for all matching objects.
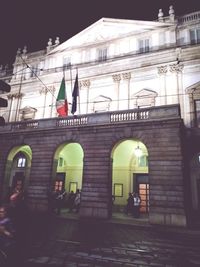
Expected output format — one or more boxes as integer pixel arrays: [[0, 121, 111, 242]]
[[111, 139, 149, 214]]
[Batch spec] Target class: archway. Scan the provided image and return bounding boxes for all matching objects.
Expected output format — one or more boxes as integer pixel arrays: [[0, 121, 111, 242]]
[[52, 142, 84, 199], [3, 145, 32, 201], [111, 139, 149, 218]]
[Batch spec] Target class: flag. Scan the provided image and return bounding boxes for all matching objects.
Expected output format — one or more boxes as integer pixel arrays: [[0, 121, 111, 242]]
[[71, 73, 79, 115], [56, 77, 68, 117]]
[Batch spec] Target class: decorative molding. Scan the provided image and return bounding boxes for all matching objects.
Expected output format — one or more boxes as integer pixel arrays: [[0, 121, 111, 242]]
[[80, 79, 90, 88], [7, 93, 24, 99], [157, 65, 168, 75], [122, 72, 131, 80], [40, 85, 55, 95], [169, 64, 184, 73], [112, 74, 121, 82]]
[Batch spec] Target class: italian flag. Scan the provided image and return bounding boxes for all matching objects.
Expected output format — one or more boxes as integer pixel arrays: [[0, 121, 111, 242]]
[[56, 77, 68, 117]]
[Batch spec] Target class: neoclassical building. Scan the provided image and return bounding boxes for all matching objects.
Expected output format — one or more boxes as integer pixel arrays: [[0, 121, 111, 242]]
[[0, 6, 200, 227]]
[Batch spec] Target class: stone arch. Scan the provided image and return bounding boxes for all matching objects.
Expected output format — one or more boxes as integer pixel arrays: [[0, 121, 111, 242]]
[[3, 145, 32, 201], [111, 138, 149, 216], [52, 142, 84, 196]]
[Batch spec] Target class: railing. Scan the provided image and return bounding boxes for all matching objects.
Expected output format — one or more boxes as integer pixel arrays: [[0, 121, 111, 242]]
[[0, 104, 181, 133], [111, 110, 149, 122], [11, 121, 39, 130], [57, 116, 88, 127], [178, 11, 200, 24]]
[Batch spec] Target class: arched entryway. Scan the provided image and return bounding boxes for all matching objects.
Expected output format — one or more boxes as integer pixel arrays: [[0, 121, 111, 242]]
[[2, 145, 32, 201], [52, 142, 84, 213], [111, 139, 149, 218]]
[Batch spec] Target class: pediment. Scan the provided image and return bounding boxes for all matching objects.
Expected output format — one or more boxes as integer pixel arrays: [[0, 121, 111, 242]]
[[20, 106, 37, 120], [93, 95, 112, 102], [49, 18, 172, 54], [133, 89, 158, 98], [186, 81, 200, 94], [20, 106, 37, 113]]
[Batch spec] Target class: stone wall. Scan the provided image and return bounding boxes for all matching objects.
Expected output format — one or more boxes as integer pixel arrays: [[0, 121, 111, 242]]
[[0, 106, 187, 226]]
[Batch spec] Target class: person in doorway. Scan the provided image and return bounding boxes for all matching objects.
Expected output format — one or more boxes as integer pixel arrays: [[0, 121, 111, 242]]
[[125, 192, 134, 215], [74, 189, 81, 213], [133, 192, 141, 218], [55, 189, 66, 215], [67, 191, 76, 213]]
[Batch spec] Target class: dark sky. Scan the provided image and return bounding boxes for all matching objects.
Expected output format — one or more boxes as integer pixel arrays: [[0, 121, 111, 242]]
[[0, 0, 199, 67]]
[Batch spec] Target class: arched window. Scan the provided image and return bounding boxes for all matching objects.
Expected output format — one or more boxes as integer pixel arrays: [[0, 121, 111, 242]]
[[14, 152, 26, 168]]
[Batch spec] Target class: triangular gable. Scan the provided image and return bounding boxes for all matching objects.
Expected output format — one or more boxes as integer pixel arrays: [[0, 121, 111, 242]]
[[133, 89, 158, 98], [93, 95, 112, 102], [132, 89, 157, 108], [186, 81, 200, 93], [92, 95, 112, 113], [49, 17, 173, 54]]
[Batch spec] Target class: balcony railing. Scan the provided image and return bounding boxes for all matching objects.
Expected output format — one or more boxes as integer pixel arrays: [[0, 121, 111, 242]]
[[178, 11, 200, 24], [0, 104, 181, 133]]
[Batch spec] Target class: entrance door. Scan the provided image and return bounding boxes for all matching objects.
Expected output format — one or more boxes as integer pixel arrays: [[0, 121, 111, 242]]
[[54, 172, 66, 191], [134, 174, 149, 214]]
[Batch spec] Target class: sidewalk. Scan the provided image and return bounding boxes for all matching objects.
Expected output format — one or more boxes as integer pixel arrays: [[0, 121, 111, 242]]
[[23, 212, 200, 267]]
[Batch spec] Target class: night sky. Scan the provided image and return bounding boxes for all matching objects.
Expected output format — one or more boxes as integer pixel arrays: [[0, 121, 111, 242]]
[[0, 0, 199, 67]]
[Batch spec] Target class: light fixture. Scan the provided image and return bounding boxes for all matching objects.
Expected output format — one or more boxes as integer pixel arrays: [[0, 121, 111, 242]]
[[134, 143, 143, 157]]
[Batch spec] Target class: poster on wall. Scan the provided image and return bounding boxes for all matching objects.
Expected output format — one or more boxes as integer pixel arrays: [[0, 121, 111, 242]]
[[114, 183, 123, 197]]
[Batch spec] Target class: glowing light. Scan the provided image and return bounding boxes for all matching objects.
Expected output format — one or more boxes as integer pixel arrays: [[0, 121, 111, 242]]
[[134, 145, 143, 157]]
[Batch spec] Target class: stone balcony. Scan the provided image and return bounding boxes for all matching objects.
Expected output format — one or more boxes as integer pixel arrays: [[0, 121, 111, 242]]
[[0, 104, 181, 133]]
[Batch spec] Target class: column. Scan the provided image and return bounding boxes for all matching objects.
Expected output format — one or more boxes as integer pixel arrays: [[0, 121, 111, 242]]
[[122, 72, 131, 109], [157, 65, 168, 105], [112, 74, 121, 110], [169, 63, 184, 116], [80, 79, 91, 114]]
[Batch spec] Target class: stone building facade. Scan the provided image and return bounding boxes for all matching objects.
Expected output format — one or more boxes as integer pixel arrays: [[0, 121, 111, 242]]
[[0, 6, 200, 227]]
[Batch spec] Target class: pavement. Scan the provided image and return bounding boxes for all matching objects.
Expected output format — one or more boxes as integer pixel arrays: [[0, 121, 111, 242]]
[[15, 210, 200, 267]]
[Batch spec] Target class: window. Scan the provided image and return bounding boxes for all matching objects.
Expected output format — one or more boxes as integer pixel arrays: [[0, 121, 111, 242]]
[[194, 100, 200, 127], [190, 28, 200, 45], [17, 157, 26, 168], [139, 155, 148, 167], [30, 65, 39, 78], [139, 39, 150, 53], [98, 48, 107, 62], [54, 180, 63, 191], [58, 157, 64, 167], [63, 57, 71, 69]]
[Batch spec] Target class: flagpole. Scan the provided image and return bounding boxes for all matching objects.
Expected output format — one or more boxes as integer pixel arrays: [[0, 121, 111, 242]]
[[69, 64, 73, 94], [76, 68, 81, 114], [63, 65, 66, 80]]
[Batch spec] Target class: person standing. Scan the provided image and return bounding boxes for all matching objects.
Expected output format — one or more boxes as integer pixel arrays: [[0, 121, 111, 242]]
[[74, 189, 81, 213], [67, 191, 76, 213], [125, 193, 134, 215], [55, 189, 66, 215], [133, 192, 141, 218]]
